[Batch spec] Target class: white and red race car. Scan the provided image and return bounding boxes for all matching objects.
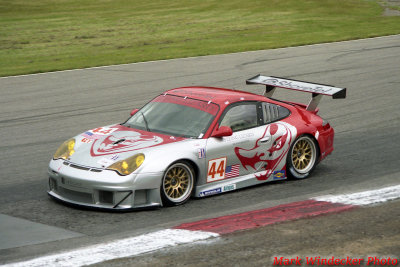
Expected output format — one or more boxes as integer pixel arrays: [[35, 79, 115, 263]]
[[48, 75, 346, 210]]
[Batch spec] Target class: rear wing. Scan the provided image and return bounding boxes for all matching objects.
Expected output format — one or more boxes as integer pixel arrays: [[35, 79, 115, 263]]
[[246, 75, 346, 112]]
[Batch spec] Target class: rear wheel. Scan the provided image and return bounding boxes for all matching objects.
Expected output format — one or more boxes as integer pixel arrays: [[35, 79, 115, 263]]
[[287, 135, 319, 179], [161, 161, 195, 206]]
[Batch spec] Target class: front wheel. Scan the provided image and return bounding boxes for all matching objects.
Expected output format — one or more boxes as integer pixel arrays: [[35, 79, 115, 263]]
[[287, 135, 319, 179], [161, 161, 195, 206]]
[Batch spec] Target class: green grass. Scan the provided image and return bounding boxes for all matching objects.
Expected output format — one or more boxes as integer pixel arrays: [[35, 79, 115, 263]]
[[1, 0, 399, 76]]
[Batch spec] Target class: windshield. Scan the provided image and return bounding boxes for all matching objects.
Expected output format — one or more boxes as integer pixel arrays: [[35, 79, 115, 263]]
[[124, 94, 219, 138]]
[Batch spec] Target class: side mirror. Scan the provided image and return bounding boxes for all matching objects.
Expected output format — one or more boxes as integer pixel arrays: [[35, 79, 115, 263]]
[[130, 108, 139, 116], [211, 126, 233, 138]]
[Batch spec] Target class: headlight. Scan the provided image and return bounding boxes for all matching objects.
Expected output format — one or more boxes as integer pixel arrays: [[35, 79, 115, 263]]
[[53, 138, 76, 160], [108, 154, 145, 175]]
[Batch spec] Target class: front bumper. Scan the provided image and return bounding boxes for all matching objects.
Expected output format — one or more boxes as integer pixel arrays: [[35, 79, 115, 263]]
[[48, 159, 163, 210]]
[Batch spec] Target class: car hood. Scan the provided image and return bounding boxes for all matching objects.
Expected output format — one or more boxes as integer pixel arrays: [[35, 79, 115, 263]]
[[68, 124, 186, 168]]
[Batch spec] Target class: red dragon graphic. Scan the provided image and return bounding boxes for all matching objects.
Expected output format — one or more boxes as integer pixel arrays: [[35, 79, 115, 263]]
[[234, 123, 293, 181]]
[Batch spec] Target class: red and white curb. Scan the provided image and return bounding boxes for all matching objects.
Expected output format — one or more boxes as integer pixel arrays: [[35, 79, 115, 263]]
[[3, 184, 400, 267]]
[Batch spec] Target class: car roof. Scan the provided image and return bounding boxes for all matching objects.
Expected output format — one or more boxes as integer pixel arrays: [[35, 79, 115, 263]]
[[165, 86, 267, 106]]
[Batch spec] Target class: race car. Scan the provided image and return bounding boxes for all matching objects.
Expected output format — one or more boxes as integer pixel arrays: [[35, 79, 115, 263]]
[[48, 75, 346, 210]]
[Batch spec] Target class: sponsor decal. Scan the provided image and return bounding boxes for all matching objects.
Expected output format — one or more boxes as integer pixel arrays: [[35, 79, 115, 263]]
[[225, 164, 239, 179], [198, 148, 206, 159], [81, 137, 93, 144], [255, 76, 338, 95], [199, 188, 222, 197], [223, 132, 254, 143], [97, 154, 120, 167], [223, 184, 236, 192], [207, 157, 226, 183], [91, 130, 164, 156], [273, 170, 286, 180]]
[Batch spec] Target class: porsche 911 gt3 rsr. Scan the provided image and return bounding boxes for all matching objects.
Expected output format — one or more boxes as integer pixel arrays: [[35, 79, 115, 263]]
[[48, 75, 346, 210]]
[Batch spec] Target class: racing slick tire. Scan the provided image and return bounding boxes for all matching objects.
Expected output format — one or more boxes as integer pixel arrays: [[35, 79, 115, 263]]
[[161, 161, 195, 206], [287, 135, 319, 179]]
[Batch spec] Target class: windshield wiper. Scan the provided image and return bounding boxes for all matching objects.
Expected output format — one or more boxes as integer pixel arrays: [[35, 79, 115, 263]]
[[140, 111, 151, 132]]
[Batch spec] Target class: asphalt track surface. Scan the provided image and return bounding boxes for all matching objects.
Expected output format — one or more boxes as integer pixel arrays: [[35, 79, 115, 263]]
[[0, 35, 399, 264]]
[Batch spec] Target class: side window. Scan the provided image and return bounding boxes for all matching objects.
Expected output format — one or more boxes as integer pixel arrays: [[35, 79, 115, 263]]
[[262, 102, 290, 124], [220, 103, 258, 132]]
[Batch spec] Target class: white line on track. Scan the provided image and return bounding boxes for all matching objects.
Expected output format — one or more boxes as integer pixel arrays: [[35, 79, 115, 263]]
[[314, 184, 400, 205], [2, 229, 219, 267]]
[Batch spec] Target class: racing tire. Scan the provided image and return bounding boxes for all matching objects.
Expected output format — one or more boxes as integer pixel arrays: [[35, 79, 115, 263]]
[[287, 135, 319, 179], [161, 161, 195, 206]]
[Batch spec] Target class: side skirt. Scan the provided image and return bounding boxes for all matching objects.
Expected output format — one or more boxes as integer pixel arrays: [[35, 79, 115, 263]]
[[194, 169, 287, 198]]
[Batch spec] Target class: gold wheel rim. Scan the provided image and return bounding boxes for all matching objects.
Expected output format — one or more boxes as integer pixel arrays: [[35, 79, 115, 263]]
[[292, 139, 313, 171], [164, 166, 190, 200]]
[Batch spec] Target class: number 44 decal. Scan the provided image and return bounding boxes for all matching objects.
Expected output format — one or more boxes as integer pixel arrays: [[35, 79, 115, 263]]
[[91, 127, 117, 135], [207, 157, 226, 183]]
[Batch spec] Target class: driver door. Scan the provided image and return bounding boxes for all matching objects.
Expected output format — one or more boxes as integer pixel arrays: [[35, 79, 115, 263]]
[[205, 102, 264, 183]]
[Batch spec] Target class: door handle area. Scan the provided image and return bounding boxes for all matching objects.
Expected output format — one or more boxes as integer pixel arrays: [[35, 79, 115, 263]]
[[260, 137, 270, 143]]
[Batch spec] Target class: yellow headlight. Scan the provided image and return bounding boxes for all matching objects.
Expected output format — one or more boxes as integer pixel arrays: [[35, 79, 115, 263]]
[[108, 154, 145, 175], [53, 139, 76, 160], [135, 154, 145, 166], [122, 161, 129, 170]]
